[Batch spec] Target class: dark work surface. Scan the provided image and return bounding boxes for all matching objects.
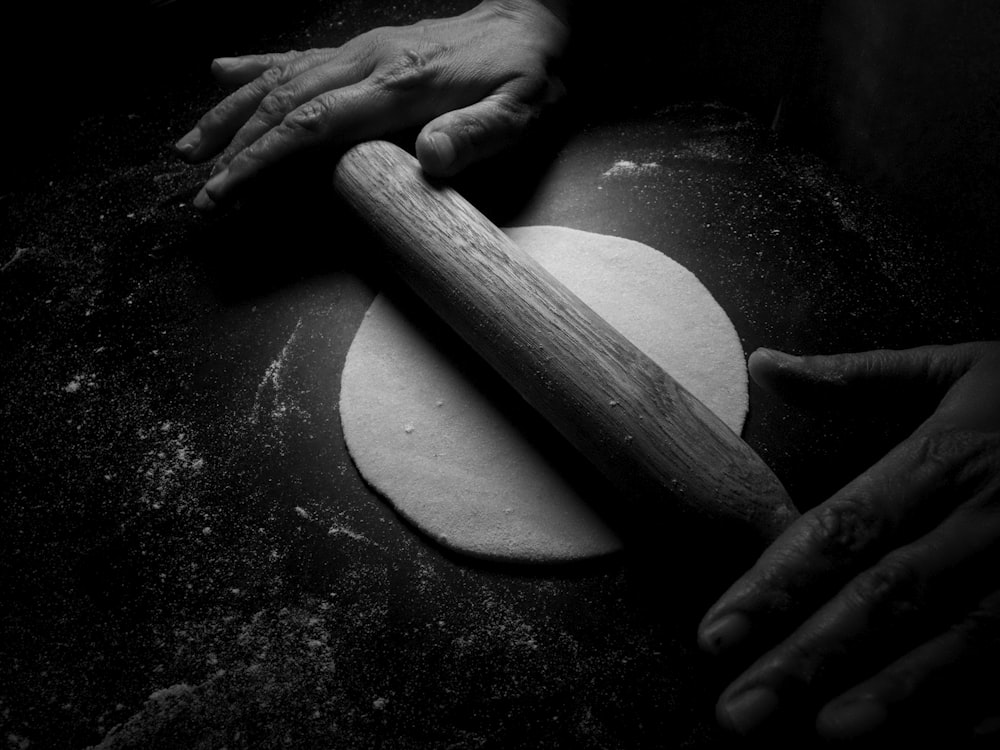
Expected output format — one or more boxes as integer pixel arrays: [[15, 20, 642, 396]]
[[3, 3, 999, 750]]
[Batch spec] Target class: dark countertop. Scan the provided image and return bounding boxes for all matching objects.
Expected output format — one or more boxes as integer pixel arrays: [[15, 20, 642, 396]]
[[3, 3, 998, 749]]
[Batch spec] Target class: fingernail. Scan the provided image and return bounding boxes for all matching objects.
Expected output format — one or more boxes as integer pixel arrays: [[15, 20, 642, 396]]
[[821, 700, 887, 739], [719, 687, 780, 735], [213, 57, 240, 69], [192, 187, 215, 212], [204, 168, 229, 200], [756, 347, 791, 362], [210, 157, 230, 178], [698, 612, 751, 654], [426, 132, 456, 171], [174, 127, 202, 156]]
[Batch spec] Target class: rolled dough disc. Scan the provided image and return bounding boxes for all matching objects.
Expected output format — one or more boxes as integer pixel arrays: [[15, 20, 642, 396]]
[[339, 226, 748, 563]]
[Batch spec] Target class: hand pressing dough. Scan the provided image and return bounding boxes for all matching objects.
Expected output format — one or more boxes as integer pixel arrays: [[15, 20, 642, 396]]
[[339, 226, 748, 563]]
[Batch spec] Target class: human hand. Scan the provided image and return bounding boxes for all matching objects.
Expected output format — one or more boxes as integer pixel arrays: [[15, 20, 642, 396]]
[[174, 0, 569, 210], [698, 342, 1000, 743]]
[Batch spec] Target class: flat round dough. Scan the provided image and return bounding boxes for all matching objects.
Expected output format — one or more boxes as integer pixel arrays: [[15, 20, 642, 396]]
[[340, 226, 748, 563]]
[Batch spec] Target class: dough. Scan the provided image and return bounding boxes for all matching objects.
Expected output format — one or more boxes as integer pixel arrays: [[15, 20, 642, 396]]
[[340, 226, 747, 563]]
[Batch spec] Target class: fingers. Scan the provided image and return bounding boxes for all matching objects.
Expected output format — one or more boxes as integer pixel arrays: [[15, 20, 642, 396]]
[[175, 49, 342, 162], [714, 498, 1000, 736], [747, 345, 980, 407], [195, 76, 426, 208], [702, 342, 1000, 741], [212, 60, 367, 174], [209, 48, 331, 86], [817, 587, 1000, 741], [750, 342, 1000, 433], [697, 426, 996, 657], [195, 66, 557, 209], [415, 78, 552, 176], [177, 2, 571, 208]]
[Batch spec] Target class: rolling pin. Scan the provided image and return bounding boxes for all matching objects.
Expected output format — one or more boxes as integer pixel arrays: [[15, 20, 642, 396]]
[[333, 140, 799, 545]]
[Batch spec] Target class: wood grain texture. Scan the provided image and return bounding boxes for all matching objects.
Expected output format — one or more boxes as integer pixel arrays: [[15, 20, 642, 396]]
[[333, 140, 799, 544]]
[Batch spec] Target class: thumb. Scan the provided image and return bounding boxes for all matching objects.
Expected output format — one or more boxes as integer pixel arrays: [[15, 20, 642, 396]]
[[415, 84, 541, 177], [747, 344, 978, 406]]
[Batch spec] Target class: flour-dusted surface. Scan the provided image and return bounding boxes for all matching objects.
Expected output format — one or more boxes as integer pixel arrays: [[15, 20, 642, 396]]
[[6, 86, 982, 748], [340, 226, 749, 563]]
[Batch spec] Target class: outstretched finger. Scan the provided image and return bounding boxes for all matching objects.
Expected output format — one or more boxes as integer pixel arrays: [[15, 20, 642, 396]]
[[817, 586, 1000, 742], [195, 67, 556, 208], [212, 60, 369, 175], [747, 344, 982, 408], [697, 425, 996, 658], [209, 48, 334, 87], [175, 50, 340, 162], [752, 342, 1000, 433], [196, 79, 413, 208], [714, 490, 1000, 736]]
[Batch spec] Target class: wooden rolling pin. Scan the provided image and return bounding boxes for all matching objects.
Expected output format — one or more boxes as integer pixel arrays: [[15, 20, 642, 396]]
[[333, 140, 799, 544]]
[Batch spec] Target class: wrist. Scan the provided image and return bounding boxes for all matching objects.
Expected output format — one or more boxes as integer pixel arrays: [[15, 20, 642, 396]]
[[484, 0, 572, 26], [532, 0, 572, 25]]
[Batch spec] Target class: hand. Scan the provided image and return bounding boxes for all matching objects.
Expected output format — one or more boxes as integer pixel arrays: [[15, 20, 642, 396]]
[[697, 342, 1000, 743], [174, 0, 569, 210]]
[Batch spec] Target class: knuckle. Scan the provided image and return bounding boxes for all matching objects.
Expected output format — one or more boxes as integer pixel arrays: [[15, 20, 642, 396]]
[[444, 111, 492, 148], [258, 86, 298, 118], [863, 349, 895, 378], [285, 100, 330, 133], [261, 50, 299, 68], [908, 428, 1000, 498], [371, 46, 441, 91], [912, 428, 976, 471], [347, 28, 388, 65], [265, 49, 298, 64], [851, 557, 925, 616], [447, 98, 533, 150], [258, 64, 294, 90], [494, 94, 538, 129], [804, 495, 884, 561]]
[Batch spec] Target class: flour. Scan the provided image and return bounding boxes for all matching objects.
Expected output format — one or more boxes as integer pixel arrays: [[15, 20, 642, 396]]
[[602, 160, 662, 178]]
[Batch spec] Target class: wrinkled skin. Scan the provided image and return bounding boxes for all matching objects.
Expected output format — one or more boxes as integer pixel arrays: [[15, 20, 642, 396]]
[[175, 0, 568, 210], [176, 2, 1000, 743], [699, 343, 1000, 742]]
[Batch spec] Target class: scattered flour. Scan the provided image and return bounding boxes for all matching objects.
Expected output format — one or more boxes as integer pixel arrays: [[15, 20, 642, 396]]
[[601, 160, 662, 178], [251, 318, 309, 427], [137, 421, 206, 510], [64, 373, 96, 393]]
